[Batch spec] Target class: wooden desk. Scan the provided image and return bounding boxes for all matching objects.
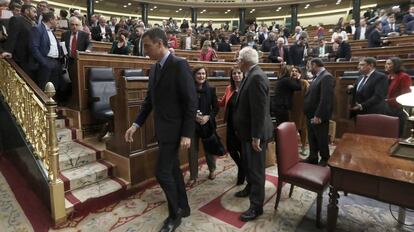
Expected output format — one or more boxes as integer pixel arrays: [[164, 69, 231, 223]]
[[327, 133, 414, 231]]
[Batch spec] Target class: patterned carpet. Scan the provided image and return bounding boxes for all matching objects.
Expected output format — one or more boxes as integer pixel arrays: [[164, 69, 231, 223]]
[[1, 153, 414, 232]]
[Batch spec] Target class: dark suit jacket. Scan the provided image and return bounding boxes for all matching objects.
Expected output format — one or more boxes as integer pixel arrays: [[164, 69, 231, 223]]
[[31, 23, 62, 67], [353, 26, 368, 40], [335, 41, 351, 61], [132, 36, 144, 56], [403, 13, 414, 25], [61, 30, 92, 56], [382, 24, 400, 35], [288, 43, 306, 66], [368, 29, 382, 48], [228, 33, 240, 45], [351, 70, 388, 115], [91, 25, 112, 41], [134, 54, 198, 142], [234, 65, 274, 141], [405, 20, 414, 35], [312, 45, 333, 58], [268, 46, 289, 63], [217, 41, 231, 52], [304, 69, 335, 121], [261, 39, 276, 52], [4, 16, 36, 68]]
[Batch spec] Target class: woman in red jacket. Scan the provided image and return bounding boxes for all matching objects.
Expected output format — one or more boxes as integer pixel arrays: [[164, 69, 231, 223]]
[[385, 57, 412, 136], [218, 66, 245, 185]]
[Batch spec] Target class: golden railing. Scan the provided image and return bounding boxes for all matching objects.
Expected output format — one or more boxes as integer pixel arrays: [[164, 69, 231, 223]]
[[0, 58, 66, 223]]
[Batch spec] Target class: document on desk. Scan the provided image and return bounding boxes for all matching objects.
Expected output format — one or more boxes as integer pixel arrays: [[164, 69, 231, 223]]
[[390, 142, 414, 160]]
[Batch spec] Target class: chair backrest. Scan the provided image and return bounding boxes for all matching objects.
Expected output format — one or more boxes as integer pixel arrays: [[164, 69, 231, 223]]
[[275, 122, 300, 175], [355, 114, 399, 138], [88, 67, 116, 119], [123, 69, 144, 77]]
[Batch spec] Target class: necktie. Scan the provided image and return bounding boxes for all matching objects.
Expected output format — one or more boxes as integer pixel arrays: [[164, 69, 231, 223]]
[[357, 75, 367, 91], [71, 32, 77, 57]]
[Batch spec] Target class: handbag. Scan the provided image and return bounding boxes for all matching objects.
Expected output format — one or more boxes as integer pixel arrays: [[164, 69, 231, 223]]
[[201, 132, 226, 156]]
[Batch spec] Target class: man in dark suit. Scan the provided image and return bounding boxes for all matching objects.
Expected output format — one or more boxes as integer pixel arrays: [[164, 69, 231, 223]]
[[124, 28, 197, 232], [131, 25, 145, 56], [402, 6, 414, 25], [61, 16, 92, 100], [382, 14, 400, 36], [260, 32, 276, 52], [348, 57, 388, 116], [312, 38, 333, 59], [268, 37, 288, 63], [334, 35, 351, 61], [1, 4, 37, 78], [288, 36, 308, 67], [303, 58, 335, 166], [233, 46, 274, 222], [353, 18, 368, 40], [405, 20, 414, 35], [228, 27, 241, 45], [91, 16, 112, 42], [368, 21, 385, 48], [31, 12, 63, 91], [61, 16, 92, 59]]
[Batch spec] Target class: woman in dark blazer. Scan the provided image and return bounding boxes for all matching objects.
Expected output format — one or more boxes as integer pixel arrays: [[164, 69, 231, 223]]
[[272, 65, 302, 125], [218, 66, 245, 185], [385, 57, 412, 136], [187, 65, 219, 186]]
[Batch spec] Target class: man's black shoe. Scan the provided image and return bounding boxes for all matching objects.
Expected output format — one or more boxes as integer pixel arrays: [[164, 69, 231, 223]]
[[318, 159, 328, 167], [302, 157, 318, 165], [234, 187, 250, 198], [159, 216, 181, 232], [239, 207, 263, 222]]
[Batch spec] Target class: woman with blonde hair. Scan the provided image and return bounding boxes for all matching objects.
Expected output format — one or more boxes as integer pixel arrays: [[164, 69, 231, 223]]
[[199, 40, 217, 61]]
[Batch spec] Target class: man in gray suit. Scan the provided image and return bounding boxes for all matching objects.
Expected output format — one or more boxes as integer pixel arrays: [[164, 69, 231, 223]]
[[303, 58, 335, 166], [233, 46, 274, 221]]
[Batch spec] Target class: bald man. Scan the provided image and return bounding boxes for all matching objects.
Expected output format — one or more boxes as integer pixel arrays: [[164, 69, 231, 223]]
[[61, 16, 92, 59], [268, 37, 288, 63]]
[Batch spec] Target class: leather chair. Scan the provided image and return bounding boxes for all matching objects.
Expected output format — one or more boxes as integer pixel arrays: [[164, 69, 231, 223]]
[[274, 122, 330, 228], [355, 114, 399, 138], [88, 67, 117, 139], [123, 69, 144, 77]]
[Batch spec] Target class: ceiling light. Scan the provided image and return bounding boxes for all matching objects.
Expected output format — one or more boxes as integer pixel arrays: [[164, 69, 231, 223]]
[[95, 0, 98, 3], [123, 5, 127, 7], [153, 6, 157, 9], [150, 9, 153, 11], [278, 7, 282, 9], [128, 3, 131, 5], [227, 9, 231, 12], [179, 8, 182, 10], [225, 12, 228, 14]]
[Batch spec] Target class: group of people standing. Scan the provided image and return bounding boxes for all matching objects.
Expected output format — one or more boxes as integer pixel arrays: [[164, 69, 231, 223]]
[[124, 27, 274, 232]]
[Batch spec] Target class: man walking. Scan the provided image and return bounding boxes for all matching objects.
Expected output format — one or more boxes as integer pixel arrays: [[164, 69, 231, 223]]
[[124, 28, 197, 232], [233, 46, 274, 221], [303, 58, 335, 166]]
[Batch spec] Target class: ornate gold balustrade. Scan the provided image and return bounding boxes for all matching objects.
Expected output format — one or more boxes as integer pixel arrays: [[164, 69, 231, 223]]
[[0, 59, 66, 223]]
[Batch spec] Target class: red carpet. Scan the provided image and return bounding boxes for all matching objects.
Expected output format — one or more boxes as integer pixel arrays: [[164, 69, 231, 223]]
[[0, 155, 52, 232], [199, 174, 278, 229]]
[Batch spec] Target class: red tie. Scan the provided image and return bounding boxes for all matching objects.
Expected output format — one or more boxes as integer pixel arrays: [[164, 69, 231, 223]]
[[71, 32, 77, 57]]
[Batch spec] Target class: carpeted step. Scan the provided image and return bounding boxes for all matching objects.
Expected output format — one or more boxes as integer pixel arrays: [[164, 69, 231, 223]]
[[64, 177, 129, 212], [59, 160, 115, 192], [57, 128, 77, 143], [58, 141, 101, 171]]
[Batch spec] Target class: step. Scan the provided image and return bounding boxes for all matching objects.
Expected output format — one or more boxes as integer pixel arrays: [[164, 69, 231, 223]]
[[58, 141, 101, 171], [57, 128, 76, 143], [59, 160, 115, 192], [64, 177, 129, 211]]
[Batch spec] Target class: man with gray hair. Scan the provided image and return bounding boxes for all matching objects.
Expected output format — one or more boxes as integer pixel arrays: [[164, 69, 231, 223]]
[[268, 37, 288, 63], [233, 46, 274, 221]]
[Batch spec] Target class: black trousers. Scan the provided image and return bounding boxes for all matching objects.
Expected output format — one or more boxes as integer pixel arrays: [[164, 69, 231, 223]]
[[273, 105, 290, 126], [156, 141, 189, 219], [306, 119, 330, 162], [36, 57, 62, 91], [226, 126, 245, 182], [241, 140, 267, 209]]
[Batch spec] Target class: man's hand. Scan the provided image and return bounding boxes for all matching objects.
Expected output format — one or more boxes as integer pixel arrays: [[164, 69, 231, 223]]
[[311, 116, 322, 124], [252, 138, 262, 152], [180, 136, 191, 149], [124, 125, 137, 142], [1, 52, 12, 58], [350, 104, 362, 111], [277, 57, 283, 62]]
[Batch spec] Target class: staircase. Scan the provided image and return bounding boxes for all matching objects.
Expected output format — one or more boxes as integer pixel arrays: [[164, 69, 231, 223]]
[[55, 114, 129, 216]]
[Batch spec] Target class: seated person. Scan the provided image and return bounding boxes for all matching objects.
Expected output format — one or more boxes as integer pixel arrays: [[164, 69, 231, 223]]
[[199, 40, 217, 61], [312, 38, 333, 59], [109, 29, 131, 55]]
